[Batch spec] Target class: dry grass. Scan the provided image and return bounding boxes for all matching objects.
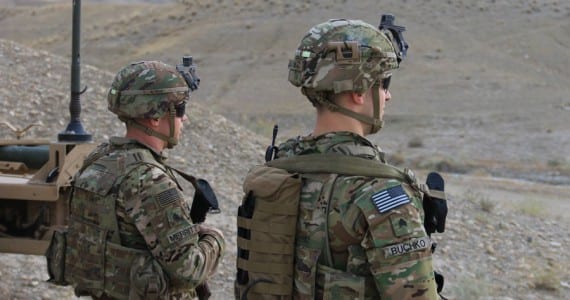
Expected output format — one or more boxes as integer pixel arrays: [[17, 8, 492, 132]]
[[415, 157, 470, 174], [408, 136, 424, 148], [516, 199, 545, 217], [465, 190, 495, 213], [474, 212, 490, 224], [479, 197, 496, 213], [533, 273, 561, 292], [447, 273, 493, 299], [547, 158, 570, 178], [532, 264, 561, 292], [388, 151, 406, 166]]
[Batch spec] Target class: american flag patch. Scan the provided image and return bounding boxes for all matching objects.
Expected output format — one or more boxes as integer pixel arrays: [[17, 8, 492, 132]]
[[371, 185, 410, 213], [156, 188, 180, 207]]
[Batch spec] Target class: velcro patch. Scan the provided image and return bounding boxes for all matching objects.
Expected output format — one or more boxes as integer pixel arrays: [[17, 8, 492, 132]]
[[156, 188, 181, 207], [371, 185, 411, 213], [167, 225, 199, 244], [383, 236, 431, 258]]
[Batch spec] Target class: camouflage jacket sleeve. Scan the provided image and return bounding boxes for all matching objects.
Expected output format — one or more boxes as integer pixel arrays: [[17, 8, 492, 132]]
[[118, 163, 225, 289], [354, 179, 438, 300]]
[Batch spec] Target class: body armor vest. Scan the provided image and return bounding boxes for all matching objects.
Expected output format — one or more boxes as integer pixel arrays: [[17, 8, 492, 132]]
[[65, 144, 172, 299], [236, 151, 418, 299]]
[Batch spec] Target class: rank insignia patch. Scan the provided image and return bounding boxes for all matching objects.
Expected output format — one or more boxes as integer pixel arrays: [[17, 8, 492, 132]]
[[371, 185, 410, 213]]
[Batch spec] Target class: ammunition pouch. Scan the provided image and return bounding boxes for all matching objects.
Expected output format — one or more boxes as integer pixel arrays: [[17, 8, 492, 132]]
[[129, 254, 169, 300], [45, 226, 69, 286], [64, 216, 159, 299]]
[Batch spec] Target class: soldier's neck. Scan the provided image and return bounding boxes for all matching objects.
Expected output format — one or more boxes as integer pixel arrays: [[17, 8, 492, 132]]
[[313, 110, 365, 137], [125, 128, 165, 153]]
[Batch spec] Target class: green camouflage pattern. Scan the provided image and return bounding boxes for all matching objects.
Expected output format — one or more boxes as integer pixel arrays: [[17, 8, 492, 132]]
[[108, 61, 189, 120], [66, 137, 224, 299], [288, 19, 399, 95], [276, 132, 438, 299]]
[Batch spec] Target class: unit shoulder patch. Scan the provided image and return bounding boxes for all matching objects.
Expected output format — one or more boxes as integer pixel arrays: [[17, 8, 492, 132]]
[[371, 184, 411, 213]]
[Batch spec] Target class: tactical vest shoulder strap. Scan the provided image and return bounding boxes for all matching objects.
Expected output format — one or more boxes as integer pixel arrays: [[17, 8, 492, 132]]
[[268, 154, 448, 200], [267, 153, 409, 182]]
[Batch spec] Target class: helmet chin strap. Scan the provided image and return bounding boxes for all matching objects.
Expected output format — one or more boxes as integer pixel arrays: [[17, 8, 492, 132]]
[[369, 84, 383, 134], [166, 102, 177, 149], [125, 102, 178, 149]]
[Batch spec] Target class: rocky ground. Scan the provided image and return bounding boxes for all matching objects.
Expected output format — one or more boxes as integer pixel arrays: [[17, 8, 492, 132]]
[[1, 0, 570, 299]]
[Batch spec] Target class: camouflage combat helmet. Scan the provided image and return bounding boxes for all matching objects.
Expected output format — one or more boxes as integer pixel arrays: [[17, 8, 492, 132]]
[[108, 61, 189, 120], [288, 18, 406, 133], [107, 60, 200, 148]]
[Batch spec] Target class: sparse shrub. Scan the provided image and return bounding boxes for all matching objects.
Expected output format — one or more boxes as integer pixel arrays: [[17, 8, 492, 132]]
[[516, 199, 545, 217], [417, 157, 469, 173], [547, 158, 570, 177], [479, 197, 495, 213], [448, 274, 492, 299], [243, 115, 275, 138], [547, 159, 562, 167], [533, 267, 561, 292], [465, 190, 495, 212], [464, 190, 478, 203], [474, 212, 490, 224], [408, 136, 423, 148], [470, 168, 491, 177], [388, 152, 405, 166]]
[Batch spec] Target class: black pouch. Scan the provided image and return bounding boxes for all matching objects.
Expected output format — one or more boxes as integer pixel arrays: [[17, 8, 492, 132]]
[[45, 226, 69, 286]]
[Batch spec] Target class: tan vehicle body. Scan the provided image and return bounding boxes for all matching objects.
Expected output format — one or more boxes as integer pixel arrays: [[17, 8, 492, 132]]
[[0, 0, 96, 256], [0, 140, 95, 254]]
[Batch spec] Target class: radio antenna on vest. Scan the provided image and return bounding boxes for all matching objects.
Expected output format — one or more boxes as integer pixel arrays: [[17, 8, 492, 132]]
[[265, 124, 279, 162]]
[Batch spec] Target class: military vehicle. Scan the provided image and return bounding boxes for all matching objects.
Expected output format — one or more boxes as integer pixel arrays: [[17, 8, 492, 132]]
[[0, 0, 96, 255]]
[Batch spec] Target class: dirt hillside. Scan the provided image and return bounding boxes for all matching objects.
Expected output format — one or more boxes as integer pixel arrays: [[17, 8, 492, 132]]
[[0, 0, 569, 299], [1, 0, 569, 184]]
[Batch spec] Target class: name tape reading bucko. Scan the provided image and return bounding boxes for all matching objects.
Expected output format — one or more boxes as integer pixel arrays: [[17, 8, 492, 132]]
[[383, 236, 431, 258], [168, 226, 199, 244]]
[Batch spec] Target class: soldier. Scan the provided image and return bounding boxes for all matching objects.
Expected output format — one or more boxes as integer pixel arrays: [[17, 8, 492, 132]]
[[237, 18, 439, 299], [64, 61, 224, 299]]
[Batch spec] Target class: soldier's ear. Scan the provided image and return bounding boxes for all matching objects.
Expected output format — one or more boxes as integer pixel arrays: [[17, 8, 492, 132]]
[[137, 118, 160, 128], [350, 91, 366, 105], [148, 119, 160, 127]]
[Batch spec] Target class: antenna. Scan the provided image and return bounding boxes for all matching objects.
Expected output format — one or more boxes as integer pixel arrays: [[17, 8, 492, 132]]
[[58, 0, 92, 143]]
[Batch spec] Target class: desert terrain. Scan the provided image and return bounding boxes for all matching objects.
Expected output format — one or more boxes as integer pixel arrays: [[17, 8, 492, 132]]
[[0, 0, 569, 299]]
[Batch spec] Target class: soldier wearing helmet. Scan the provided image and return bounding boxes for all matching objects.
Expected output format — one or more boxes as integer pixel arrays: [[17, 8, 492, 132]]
[[250, 18, 438, 299], [64, 61, 224, 299]]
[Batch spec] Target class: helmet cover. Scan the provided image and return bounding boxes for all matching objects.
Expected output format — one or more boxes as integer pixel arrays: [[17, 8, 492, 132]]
[[108, 61, 189, 120], [288, 19, 399, 97]]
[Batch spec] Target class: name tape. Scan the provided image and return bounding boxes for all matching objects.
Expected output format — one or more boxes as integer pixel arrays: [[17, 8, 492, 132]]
[[383, 236, 431, 258]]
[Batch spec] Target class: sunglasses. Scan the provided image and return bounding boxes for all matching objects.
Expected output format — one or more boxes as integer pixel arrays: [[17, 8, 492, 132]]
[[382, 76, 391, 91], [174, 101, 186, 118]]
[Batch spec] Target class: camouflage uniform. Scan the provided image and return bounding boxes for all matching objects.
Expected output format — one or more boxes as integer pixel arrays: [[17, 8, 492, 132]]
[[277, 132, 437, 299], [283, 18, 436, 299], [65, 61, 224, 299]]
